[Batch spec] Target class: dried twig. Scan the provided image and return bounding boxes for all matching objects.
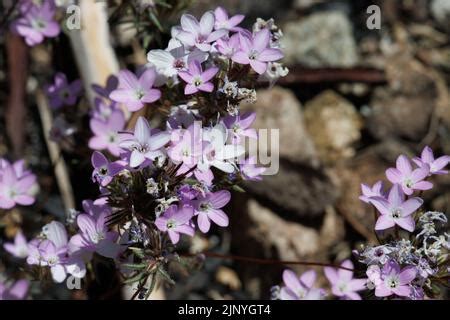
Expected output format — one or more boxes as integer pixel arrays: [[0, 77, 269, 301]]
[[36, 91, 76, 214], [277, 67, 387, 85]]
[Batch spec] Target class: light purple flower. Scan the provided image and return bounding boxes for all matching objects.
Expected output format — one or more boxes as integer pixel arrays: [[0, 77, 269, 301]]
[[69, 211, 123, 259], [89, 109, 125, 157], [155, 205, 195, 244], [223, 111, 257, 143], [279, 269, 325, 300], [240, 156, 266, 181], [368, 260, 417, 298], [232, 29, 284, 74], [147, 46, 208, 78], [110, 69, 161, 112], [359, 181, 385, 204], [175, 11, 228, 52], [197, 124, 245, 174], [27, 221, 86, 283], [4, 231, 29, 259], [11, 0, 60, 46], [216, 33, 241, 58], [178, 61, 218, 95], [386, 155, 433, 195], [0, 279, 29, 300], [119, 116, 170, 168], [214, 7, 244, 31], [324, 260, 367, 300], [370, 184, 423, 232], [193, 190, 230, 233], [0, 163, 37, 209], [91, 151, 123, 187], [412, 146, 450, 176], [168, 121, 205, 168], [45, 72, 83, 109]]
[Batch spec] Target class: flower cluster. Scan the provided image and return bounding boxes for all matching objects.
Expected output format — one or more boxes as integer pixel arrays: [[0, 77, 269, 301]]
[[272, 260, 367, 300], [356, 146, 449, 300], [272, 146, 449, 300], [2, 7, 287, 299], [4, 200, 124, 284]]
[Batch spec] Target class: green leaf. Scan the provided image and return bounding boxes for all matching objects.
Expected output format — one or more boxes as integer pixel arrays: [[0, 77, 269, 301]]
[[232, 185, 246, 193], [157, 267, 175, 285], [149, 11, 164, 32], [123, 272, 146, 284], [121, 263, 148, 270]]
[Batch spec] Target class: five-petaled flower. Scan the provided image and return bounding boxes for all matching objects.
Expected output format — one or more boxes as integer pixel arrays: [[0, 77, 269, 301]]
[[175, 11, 228, 52], [178, 61, 219, 95], [193, 190, 231, 233], [367, 260, 417, 298], [386, 155, 433, 195], [324, 260, 367, 300], [45, 73, 83, 109], [119, 116, 170, 168], [232, 29, 284, 74], [155, 205, 195, 244], [369, 184, 423, 232], [412, 146, 450, 176], [110, 69, 161, 112], [279, 269, 325, 300]]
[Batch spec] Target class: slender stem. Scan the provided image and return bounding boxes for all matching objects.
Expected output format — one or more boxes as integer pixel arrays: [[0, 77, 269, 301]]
[[182, 252, 354, 271], [373, 207, 382, 244]]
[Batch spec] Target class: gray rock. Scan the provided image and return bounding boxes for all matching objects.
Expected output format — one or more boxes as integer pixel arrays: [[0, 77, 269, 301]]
[[281, 11, 359, 67], [303, 90, 363, 165], [241, 86, 318, 167]]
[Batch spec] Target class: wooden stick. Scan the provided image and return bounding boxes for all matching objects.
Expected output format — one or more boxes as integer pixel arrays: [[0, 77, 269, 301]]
[[36, 91, 76, 214]]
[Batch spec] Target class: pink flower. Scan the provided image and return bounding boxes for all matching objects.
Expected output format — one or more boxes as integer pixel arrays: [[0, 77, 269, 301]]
[[232, 29, 284, 74], [359, 181, 385, 204], [386, 155, 433, 195], [69, 211, 123, 259], [324, 260, 367, 300], [119, 116, 170, 168], [193, 190, 230, 233], [412, 146, 450, 176], [216, 33, 241, 58], [110, 69, 161, 112], [155, 205, 195, 244], [175, 11, 228, 52], [45, 72, 83, 109], [167, 121, 205, 168], [368, 260, 417, 298], [214, 7, 244, 32], [370, 184, 423, 232], [223, 111, 257, 143], [88, 109, 126, 157], [0, 162, 37, 209], [279, 269, 325, 300], [0, 279, 29, 300], [10, 0, 60, 46], [3, 231, 29, 259], [91, 151, 124, 187], [178, 60, 218, 95], [240, 157, 266, 181]]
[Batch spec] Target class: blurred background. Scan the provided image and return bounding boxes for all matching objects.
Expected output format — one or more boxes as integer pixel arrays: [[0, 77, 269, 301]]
[[0, 0, 449, 299]]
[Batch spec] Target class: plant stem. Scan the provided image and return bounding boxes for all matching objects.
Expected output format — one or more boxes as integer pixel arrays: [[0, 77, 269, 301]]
[[182, 252, 354, 271]]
